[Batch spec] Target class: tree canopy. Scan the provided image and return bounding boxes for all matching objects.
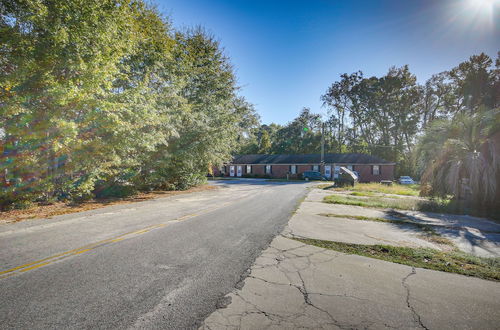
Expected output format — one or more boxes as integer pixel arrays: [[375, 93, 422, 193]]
[[0, 0, 258, 208]]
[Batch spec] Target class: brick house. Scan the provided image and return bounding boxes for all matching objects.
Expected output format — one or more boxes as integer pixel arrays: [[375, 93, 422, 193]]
[[214, 153, 395, 182]]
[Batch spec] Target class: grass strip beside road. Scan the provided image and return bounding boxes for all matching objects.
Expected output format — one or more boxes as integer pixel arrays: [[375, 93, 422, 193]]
[[323, 194, 417, 209], [293, 238, 500, 282], [323, 194, 456, 214], [349, 191, 386, 197], [317, 183, 420, 196]]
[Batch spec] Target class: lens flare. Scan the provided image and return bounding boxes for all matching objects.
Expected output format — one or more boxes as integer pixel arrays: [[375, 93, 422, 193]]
[[462, 0, 498, 28]]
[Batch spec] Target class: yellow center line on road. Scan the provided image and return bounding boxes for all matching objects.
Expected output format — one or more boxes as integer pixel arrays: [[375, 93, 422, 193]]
[[72, 249, 92, 255], [19, 261, 54, 273], [132, 229, 151, 235], [0, 224, 164, 278], [0, 191, 255, 279]]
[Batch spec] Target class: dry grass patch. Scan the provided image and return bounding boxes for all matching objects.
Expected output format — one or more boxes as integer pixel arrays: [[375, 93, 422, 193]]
[[0, 184, 217, 224], [323, 194, 457, 214], [319, 182, 420, 196]]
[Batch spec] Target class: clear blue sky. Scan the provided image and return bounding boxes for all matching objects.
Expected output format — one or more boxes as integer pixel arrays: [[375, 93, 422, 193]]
[[157, 0, 500, 124]]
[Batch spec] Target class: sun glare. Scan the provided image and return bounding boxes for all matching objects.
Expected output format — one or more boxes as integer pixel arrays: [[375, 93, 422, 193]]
[[464, 0, 498, 21], [467, 0, 496, 11], [448, 0, 500, 32]]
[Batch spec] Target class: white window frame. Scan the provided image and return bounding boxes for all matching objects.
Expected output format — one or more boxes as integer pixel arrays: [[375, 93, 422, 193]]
[[290, 165, 297, 174], [334, 166, 340, 179], [265, 165, 272, 174], [229, 166, 235, 177], [372, 165, 380, 175], [246, 165, 252, 174], [237, 165, 242, 177], [312, 165, 319, 172]]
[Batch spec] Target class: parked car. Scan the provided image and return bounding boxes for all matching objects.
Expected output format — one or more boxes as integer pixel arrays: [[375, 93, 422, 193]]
[[398, 176, 415, 184], [302, 171, 326, 181]]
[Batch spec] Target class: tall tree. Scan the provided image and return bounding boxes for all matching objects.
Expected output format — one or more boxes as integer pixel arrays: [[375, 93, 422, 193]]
[[272, 108, 321, 154], [259, 130, 271, 153], [1, 0, 143, 202], [321, 66, 422, 175], [322, 71, 362, 152]]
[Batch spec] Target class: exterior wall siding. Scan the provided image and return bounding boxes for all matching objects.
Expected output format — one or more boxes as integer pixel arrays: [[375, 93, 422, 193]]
[[297, 165, 313, 175], [269, 165, 290, 178], [252, 165, 265, 176], [381, 164, 395, 181], [353, 164, 395, 182]]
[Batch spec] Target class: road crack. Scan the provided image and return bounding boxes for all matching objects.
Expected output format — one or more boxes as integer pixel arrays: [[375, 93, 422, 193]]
[[402, 267, 429, 330], [295, 271, 352, 329]]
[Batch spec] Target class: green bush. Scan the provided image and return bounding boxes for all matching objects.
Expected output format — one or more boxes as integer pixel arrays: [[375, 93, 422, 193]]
[[93, 183, 137, 199]]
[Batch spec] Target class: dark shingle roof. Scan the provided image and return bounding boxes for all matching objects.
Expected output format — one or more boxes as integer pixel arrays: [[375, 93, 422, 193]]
[[230, 153, 394, 165]]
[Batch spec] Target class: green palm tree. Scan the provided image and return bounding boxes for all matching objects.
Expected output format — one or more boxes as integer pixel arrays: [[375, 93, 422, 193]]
[[418, 108, 500, 210]]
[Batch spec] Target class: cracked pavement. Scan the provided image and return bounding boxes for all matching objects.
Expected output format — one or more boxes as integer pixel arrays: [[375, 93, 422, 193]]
[[201, 235, 500, 330], [201, 186, 500, 330]]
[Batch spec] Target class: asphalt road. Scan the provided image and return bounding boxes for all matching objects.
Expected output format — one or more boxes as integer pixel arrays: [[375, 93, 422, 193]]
[[0, 179, 310, 329]]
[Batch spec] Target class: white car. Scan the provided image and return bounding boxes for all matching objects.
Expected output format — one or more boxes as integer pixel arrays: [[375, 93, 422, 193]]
[[398, 176, 415, 184]]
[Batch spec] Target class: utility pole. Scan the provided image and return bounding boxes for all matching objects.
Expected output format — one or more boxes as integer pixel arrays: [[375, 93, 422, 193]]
[[320, 122, 325, 165]]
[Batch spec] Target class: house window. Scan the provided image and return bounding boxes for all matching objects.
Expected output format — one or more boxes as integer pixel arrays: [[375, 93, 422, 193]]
[[265, 165, 272, 174], [312, 165, 319, 171], [290, 165, 297, 174], [372, 165, 380, 175], [347, 165, 353, 171], [246, 165, 252, 174]]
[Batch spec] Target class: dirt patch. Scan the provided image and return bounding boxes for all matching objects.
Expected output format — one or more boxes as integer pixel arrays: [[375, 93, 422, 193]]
[[0, 184, 217, 224]]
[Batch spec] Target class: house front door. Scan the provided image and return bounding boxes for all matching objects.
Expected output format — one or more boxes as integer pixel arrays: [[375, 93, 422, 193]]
[[237, 166, 242, 177], [334, 166, 340, 179], [324, 165, 331, 179], [229, 166, 235, 177]]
